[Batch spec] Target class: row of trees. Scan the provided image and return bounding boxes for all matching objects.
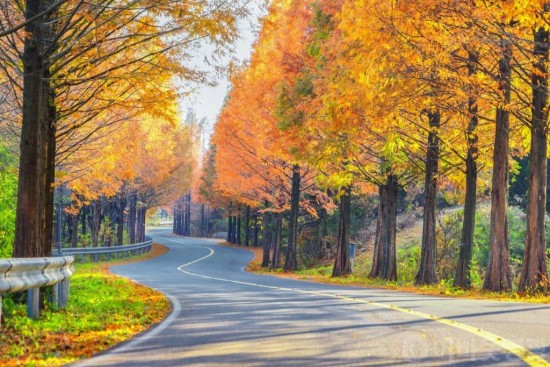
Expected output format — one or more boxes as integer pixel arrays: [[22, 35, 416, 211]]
[[0, 0, 250, 257], [200, 0, 550, 292]]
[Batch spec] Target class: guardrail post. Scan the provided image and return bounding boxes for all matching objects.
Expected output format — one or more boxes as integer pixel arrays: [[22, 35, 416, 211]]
[[27, 287, 40, 319], [59, 279, 70, 308], [50, 284, 59, 307]]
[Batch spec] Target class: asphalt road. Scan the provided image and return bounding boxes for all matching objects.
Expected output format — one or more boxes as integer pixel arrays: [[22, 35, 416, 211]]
[[74, 228, 550, 367]]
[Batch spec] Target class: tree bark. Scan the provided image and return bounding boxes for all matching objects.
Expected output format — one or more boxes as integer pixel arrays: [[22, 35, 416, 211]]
[[371, 175, 398, 281], [70, 213, 78, 247], [81, 206, 87, 235], [185, 192, 191, 236], [416, 112, 440, 285], [205, 206, 210, 237], [175, 206, 180, 235], [232, 216, 238, 244], [91, 200, 101, 247], [262, 212, 272, 267], [116, 196, 126, 246], [44, 94, 56, 254], [137, 207, 146, 243], [455, 50, 479, 289], [200, 204, 205, 238], [333, 186, 352, 277], [13, 0, 56, 258], [520, 25, 550, 291], [285, 165, 301, 271], [181, 195, 187, 236], [484, 40, 513, 292], [129, 194, 137, 244], [182, 205, 187, 236], [271, 212, 282, 269], [253, 213, 259, 247], [237, 213, 242, 244], [244, 206, 251, 246], [172, 204, 177, 234], [227, 215, 233, 243]]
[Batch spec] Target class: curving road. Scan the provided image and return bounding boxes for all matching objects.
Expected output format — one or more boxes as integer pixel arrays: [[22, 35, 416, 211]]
[[74, 228, 550, 367]]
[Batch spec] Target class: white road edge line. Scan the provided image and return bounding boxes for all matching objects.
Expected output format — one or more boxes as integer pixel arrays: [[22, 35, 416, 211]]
[[73, 239, 182, 367]]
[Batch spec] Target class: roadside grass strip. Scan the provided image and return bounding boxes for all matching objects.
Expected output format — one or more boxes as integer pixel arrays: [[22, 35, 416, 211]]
[[175, 241, 550, 367], [0, 245, 171, 367]]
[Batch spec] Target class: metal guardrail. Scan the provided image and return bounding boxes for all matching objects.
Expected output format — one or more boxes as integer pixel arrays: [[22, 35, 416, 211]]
[[0, 256, 75, 322], [55, 237, 153, 262]]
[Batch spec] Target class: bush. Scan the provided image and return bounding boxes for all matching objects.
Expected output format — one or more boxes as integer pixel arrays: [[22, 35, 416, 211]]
[[397, 243, 421, 282], [436, 211, 462, 281]]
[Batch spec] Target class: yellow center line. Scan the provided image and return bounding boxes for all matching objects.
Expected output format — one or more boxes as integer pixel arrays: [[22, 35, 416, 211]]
[[174, 241, 550, 367]]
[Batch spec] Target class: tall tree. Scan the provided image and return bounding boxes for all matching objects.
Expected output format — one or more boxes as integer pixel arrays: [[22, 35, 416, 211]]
[[520, 9, 550, 291], [7, 0, 248, 257]]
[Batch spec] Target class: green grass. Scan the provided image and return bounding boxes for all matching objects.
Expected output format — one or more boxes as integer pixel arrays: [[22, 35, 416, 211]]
[[0, 259, 170, 366], [289, 257, 550, 303]]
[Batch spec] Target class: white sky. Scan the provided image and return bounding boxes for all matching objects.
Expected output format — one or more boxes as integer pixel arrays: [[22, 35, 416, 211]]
[[179, 4, 265, 137]]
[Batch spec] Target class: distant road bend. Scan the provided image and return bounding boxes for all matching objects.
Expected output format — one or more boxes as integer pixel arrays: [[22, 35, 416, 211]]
[[75, 228, 550, 367]]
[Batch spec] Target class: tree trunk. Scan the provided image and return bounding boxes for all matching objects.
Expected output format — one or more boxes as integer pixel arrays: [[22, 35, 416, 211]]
[[137, 207, 146, 243], [182, 207, 187, 236], [81, 206, 87, 235], [227, 215, 233, 243], [237, 213, 242, 244], [136, 208, 141, 243], [117, 196, 126, 246], [455, 50, 479, 289], [285, 165, 301, 271], [185, 192, 191, 236], [370, 175, 398, 280], [91, 200, 101, 247], [272, 212, 282, 269], [205, 206, 210, 237], [232, 216, 238, 244], [333, 186, 352, 277], [13, 0, 56, 258], [253, 213, 259, 247], [244, 206, 251, 246], [484, 40, 513, 292], [181, 195, 187, 236], [262, 212, 271, 267], [70, 213, 78, 247], [416, 112, 440, 285], [200, 204, 205, 238], [129, 194, 137, 244], [45, 131, 56, 253], [520, 25, 550, 291], [455, 153, 477, 288], [172, 204, 177, 234], [174, 206, 180, 235]]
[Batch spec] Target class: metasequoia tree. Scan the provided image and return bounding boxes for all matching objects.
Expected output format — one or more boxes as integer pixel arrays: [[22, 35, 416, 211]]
[[209, 0, 550, 293], [212, 1, 333, 270], [66, 110, 196, 247], [1, 0, 248, 257], [517, 3, 550, 291]]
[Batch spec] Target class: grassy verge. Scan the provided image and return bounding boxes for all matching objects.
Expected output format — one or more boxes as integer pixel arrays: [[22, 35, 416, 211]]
[[224, 243, 550, 304], [0, 244, 171, 367]]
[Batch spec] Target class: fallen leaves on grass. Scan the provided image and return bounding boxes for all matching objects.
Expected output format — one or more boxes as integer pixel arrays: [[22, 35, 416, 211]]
[[0, 244, 171, 367], [222, 242, 550, 304]]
